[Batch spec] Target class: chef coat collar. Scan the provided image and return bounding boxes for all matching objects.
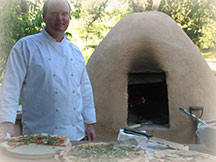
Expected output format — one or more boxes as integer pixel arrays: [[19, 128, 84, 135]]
[[42, 28, 67, 43]]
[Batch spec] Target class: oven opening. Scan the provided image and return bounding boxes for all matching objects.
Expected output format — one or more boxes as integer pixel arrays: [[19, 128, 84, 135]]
[[127, 72, 170, 128]]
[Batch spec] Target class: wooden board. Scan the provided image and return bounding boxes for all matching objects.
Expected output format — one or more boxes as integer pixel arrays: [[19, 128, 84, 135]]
[[149, 137, 189, 150]]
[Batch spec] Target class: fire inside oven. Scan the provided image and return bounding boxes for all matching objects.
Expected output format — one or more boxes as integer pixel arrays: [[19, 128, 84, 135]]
[[127, 72, 170, 128]]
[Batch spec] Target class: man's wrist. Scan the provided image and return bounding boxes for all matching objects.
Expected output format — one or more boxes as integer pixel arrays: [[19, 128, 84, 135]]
[[86, 123, 95, 128], [87, 123, 95, 126]]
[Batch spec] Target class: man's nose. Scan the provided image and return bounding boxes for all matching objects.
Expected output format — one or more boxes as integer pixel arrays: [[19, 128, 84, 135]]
[[57, 14, 64, 20], [56, 14, 67, 20]]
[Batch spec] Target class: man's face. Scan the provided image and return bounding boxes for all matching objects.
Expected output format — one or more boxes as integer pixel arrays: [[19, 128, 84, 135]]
[[43, 0, 70, 35]]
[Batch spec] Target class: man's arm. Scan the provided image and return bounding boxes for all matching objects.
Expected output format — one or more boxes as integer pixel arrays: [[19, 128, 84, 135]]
[[0, 42, 27, 140], [79, 61, 96, 141]]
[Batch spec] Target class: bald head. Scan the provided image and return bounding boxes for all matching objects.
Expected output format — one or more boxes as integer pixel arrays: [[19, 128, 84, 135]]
[[43, 0, 71, 17]]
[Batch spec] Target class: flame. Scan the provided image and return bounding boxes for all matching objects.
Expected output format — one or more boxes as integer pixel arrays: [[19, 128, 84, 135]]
[[129, 96, 146, 109], [141, 97, 146, 103]]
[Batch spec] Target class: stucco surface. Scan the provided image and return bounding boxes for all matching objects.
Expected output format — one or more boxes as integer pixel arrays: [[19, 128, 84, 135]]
[[86, 11, 216, 143]]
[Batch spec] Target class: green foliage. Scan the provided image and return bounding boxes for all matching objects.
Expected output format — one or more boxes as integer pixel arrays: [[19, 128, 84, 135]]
[[124, 0, 216, 51], [13, 0, 44, 40], [69, 0, 110, 62], [70, 0, 82, 19], [0, 0, 15, 81], [158, 0, 216, 51], [127, 0, 153, 12], [74, 0, 109, 52], [69, 0, 130, 63], [0, 0, 45, 82]]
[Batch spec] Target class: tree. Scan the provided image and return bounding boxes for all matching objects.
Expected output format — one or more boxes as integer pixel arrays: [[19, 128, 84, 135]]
[[122, 0, 216, 51], [69, 0, 130, 62], [0, 0, 45, 82], [69, 0, 110, 62], [159, 0, 216, 51]]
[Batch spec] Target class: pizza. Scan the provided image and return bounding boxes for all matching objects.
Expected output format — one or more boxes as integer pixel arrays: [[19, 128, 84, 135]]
[[148, 149, 216, 162], [3, 133, 70, 149], [61, 142, 148, 162]]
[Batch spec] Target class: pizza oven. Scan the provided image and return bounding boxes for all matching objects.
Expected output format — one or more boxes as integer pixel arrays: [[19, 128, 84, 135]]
[[86, 12, 216, 143]]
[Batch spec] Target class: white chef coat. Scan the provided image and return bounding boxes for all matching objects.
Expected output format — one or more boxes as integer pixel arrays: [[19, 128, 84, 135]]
[[0, 28, 96, 141]]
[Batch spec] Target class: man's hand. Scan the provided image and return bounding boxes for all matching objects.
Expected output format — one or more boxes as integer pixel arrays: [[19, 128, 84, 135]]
[[86, 123, 96, 141], [0, 122, 14, 141]]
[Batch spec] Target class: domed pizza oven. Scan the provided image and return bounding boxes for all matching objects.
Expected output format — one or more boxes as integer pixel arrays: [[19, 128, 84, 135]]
[[87, 11, 216, 144]]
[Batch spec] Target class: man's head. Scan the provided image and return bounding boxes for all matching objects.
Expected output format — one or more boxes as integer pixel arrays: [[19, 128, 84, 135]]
[[42, 0, 71, 40], [43, 0, 71, 17]]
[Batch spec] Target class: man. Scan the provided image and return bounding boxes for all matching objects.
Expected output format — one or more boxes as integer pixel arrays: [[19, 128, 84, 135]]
[[0, 0, 96, 141]]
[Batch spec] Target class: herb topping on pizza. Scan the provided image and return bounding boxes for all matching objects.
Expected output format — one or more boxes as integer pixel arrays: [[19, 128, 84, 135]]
[[62, 143, 147, 162]]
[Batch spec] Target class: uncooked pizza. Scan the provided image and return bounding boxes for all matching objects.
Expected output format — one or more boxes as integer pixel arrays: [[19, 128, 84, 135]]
[[61, 142, 148, 162], [4, 133, 70, 149], [148, 149, 216, 162]]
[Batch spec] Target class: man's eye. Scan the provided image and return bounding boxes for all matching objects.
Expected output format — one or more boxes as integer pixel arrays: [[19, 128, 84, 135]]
[[63, 13, 69, 17]]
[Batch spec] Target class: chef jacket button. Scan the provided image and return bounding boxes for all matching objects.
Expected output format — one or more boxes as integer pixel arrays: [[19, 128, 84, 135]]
[[53, 74, 56, 77], [55, 126, 58, 129], [70, 58, 73, 61], [56, 109, 59, 112], [71, 74, 74, 77], [48, 58, 51, 61], [72, 90, 75, 93], [74, 108, 76, 110], [55, 91, 58, 94]]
